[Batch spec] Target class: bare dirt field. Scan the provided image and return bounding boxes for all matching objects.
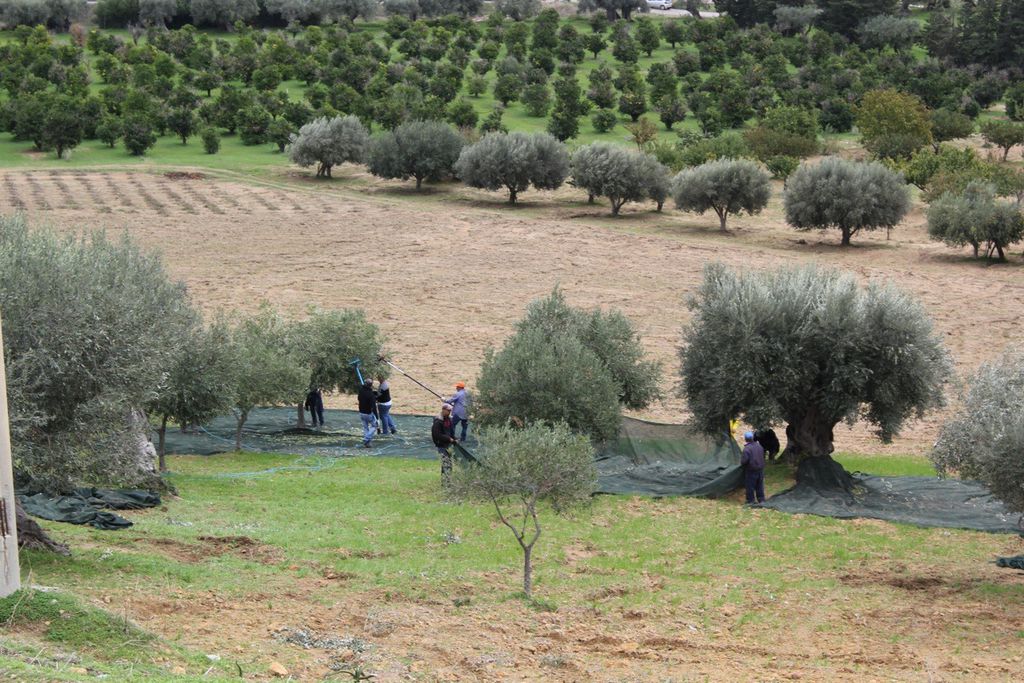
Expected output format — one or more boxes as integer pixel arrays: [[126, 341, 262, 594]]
[[8, 166, 1022, 456]]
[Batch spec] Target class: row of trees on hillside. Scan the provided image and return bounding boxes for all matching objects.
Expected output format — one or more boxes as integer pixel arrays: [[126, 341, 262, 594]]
[[4, 10, 1023, 165], [284, 118, 906, 239], [285, 119, 991, 253]]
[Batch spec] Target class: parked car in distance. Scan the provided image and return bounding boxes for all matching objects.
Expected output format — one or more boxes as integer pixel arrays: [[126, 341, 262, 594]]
[[647, 0, 674, 9]]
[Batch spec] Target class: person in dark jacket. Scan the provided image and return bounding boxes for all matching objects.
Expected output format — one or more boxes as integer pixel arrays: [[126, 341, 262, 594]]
[[755, 428, 780, 461], [357, 378, 377, 447], [304, 387, 325, 428], [740, 431, 766, 504], [376, 374, 397, 435], [431, 403, 458, 483]]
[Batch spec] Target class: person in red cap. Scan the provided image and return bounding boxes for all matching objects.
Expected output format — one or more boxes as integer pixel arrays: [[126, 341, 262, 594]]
[[445, 381, 471, 442]]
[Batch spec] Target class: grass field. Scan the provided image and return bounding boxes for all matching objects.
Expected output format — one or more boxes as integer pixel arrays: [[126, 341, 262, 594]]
[[4, 451, 1022, 681]]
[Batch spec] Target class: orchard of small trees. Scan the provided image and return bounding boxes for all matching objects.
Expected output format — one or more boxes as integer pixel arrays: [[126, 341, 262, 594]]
[[3, 2, 1022, 173]]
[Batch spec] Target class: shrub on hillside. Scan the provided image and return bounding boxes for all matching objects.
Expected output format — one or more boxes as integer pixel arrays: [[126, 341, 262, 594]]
[[570, 143, 667, 216], [926, 182, 1024, 261], [931, 350, 1024, 516], [476, 289, 661, 444]]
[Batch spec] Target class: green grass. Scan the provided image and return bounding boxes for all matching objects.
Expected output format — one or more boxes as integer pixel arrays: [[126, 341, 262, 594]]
[[0, 590, 238, 681], [7, 451, 1021, 678]]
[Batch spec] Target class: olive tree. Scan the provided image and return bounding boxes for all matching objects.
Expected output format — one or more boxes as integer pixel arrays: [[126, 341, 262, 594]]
[[288, 115, 370, 179], [784, 157, 910, 245], [188, 0, 259, 28], [139, 0, 178, 26], [570, 143, 667, 216], [774, 5, 820, 35], [226, 306, 308, 451], [367, 120, 464, 190], [495, 0, 540, 20], [930, 350, 1024, 518], [454, 131, 569, 204], [290, 308, 385, 427], [680, 263, 951, 479], [0, 216, 195, 499], [671, 159, 771, 231], [927, 182, 1024, 261], [147, 319, 236, 470], [476, 289, 661, 443], [857, 15, 919, 52], [980, 120, 1024, 162], [449, 422, 596, 597]]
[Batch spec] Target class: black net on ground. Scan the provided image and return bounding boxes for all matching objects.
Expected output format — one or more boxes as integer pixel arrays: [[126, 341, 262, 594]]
[[17, 488, 161, 530], [161, 407, 468, 460], [996, 556, 1024, 570], [595, 417, 742, 497], [161, 409, 741, 497], [760, 456, 1021, 534]]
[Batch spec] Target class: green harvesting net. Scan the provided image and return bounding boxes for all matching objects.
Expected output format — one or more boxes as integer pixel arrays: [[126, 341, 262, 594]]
[[161, 409, 742, 497]]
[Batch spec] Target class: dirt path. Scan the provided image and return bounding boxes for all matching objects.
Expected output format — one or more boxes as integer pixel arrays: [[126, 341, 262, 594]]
[[8, 167, 1023, 456]]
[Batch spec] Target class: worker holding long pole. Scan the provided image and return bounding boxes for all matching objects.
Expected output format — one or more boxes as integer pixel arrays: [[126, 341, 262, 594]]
[[0, 312, 22, 598]]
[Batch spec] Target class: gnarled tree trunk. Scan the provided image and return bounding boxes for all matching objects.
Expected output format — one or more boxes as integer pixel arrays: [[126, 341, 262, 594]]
[[16, 499, 70, 556], [781, 410, 855, 491]]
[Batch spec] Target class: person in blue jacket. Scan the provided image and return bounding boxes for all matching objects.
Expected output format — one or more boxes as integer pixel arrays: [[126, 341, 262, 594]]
[[740, 431, 766, 504]]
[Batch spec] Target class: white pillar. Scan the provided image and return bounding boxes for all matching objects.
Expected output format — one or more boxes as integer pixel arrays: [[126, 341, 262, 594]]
[[0, 312, 21, 598]]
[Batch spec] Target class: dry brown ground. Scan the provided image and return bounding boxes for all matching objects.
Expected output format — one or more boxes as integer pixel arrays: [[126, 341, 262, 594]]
[[7, 166, 1022, 456]]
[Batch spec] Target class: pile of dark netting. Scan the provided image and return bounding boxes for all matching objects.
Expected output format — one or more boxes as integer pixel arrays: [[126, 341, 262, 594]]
[[760, 456, 1021, 534], [161, 409, 742, 497], [17, 488, 160, 530]]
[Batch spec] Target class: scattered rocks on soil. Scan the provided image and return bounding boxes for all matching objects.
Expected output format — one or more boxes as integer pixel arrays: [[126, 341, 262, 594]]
[[274, 626, 370, 653]]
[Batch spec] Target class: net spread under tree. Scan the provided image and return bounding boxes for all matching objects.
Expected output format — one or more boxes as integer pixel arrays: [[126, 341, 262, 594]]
[[476, 289, 661, 443], [679, 263, 952, 485]]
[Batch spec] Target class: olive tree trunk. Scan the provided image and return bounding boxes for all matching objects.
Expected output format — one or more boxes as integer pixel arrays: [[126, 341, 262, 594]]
[[234, 411, 249, 452], [781, 409, 855, 491], [296, 402, 306, 428], [15, 500, 70, 556], [157, 415, 168, 472]]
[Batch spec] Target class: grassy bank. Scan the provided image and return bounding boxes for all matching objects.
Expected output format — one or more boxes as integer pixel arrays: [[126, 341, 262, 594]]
[[5, 451, 1021, 680]]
